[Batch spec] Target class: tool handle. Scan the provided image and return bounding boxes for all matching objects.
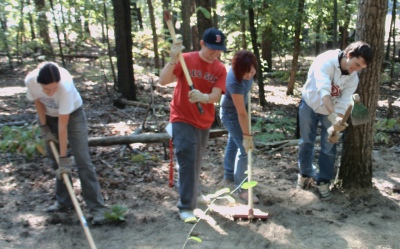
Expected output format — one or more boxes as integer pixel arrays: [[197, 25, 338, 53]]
[[331, 104, 352, 137], [49, 142, 97, 249], [163, 10, 204, 115]]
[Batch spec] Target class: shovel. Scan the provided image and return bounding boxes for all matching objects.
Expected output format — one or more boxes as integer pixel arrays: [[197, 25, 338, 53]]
[[49, 141, 97, 249], [351, 94, 370, 126]]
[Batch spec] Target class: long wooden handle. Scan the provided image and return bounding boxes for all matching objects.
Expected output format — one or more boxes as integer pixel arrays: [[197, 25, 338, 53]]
[[331, 104, 352, 137], [163, 10, 204, 114], [50, 142, 97, 249]]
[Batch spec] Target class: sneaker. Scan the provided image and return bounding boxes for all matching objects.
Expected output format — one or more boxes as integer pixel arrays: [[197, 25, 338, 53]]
[[91, 208, 108, 225], [297, 174, 315, 189], [238, 191, 259, 204], [179, 210, 197, 224], [197, 194, 211, 205], [317, 182, 333, 200], [46, 201, 73, 213]]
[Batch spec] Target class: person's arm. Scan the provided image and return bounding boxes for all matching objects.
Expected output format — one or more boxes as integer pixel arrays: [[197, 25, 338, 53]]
[[34, 100, 47, 126], [58, 114, 70, 157], [231, 93, 250, 135], [159, 62, 177, 86]]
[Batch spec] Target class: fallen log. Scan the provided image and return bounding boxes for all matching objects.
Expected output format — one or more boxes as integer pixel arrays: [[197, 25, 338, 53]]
[[87, 129, 228, 146]]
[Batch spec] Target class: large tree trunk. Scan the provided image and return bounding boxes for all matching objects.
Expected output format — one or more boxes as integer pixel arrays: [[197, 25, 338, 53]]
[[181, 0, 192, 51], [112, 0, 136, 100], [196, 0, 212, 38], [337, 0, 387, 189], [34, 0, 54, 58], [286, 0, 305, 95]]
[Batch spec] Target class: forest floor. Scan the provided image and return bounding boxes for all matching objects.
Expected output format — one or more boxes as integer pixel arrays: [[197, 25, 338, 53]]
[[1, 60, 400, 249]]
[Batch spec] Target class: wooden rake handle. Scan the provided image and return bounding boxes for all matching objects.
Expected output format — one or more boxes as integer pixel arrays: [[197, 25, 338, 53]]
[[49, 142, 97, 249], [163, 10, 204, 115]]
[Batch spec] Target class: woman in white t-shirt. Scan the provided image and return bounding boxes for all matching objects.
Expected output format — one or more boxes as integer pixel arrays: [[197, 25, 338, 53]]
[[25, 62, 107, 225]]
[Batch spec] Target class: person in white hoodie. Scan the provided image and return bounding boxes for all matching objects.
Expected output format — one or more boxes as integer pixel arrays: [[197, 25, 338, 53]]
[[297, 41, 373, 200]]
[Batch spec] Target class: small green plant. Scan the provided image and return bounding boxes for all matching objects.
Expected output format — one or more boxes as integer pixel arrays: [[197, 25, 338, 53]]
[[253, 111, 296, 142], [104, 205, 128, 222], [374, 118, 399, 144], [0, 125, 46, 159]]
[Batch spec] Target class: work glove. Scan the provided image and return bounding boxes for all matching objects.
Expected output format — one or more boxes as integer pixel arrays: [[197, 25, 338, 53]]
[[56, 156, 73, 179], [170, 41, 185, 64], [242, 135, 254, 153], [188, 89, 209, 103], [327, 126, 341, 144], [327, 113, 348, 132], [40, 125, 58, 144]]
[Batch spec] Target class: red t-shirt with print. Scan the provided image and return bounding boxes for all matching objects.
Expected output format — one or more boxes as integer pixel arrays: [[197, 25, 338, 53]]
[[170, 52, 226, 129]]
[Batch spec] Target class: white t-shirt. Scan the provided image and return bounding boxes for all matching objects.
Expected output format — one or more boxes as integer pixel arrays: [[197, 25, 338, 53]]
[[25, 67, 83, 117]]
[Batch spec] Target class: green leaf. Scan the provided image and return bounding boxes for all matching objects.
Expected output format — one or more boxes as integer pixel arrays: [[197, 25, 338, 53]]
[[241, 181, 258, 190], [189, 236, 202, 243]]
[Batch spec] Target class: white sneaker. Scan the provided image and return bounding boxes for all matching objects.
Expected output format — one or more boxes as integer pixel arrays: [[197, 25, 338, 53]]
[[317, 182, 333, 200], [297, 174, 315, 189], [179, 210, 197, 223]]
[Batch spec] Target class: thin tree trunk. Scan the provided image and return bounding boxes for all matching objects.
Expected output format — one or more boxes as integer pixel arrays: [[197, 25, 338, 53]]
[[182, 0, 192, 51], [49, 0, 65, 67], [287, 0, 305, 95], [103, 2, 117, 87], [248, 0, 267, 107], [146, 0, 160, 72], [240, 8, 246, 49], [337, 0, 387, 189], [34, 0, 54, 58]]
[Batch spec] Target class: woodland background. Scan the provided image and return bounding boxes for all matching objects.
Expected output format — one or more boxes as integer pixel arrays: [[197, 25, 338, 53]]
[[1, 0, 400, 248]]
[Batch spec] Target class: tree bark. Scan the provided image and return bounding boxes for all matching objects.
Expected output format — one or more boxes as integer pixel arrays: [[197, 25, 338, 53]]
[[286, 0, 305, 96], [34, 0, 54, 58], [196, 0, 212, 38], [337, 0, 387, 189], [146, 0, 160, 72], [112, 0, 136, 100]]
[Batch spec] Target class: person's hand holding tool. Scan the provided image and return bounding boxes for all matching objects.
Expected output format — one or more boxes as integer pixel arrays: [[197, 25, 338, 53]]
[[327, 113, 348, 132], [56, 156, 73, 179], [327, 126, 341, 144], [188, 89, 209, 103], [40, 125, 58, 143], [170, 41, 184, 64], [242, 134, 254, 153]]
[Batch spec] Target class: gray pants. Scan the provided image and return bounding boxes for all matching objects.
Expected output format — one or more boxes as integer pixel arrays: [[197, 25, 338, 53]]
[[45, 107, 105, 212], [172, 122, 210, 211]]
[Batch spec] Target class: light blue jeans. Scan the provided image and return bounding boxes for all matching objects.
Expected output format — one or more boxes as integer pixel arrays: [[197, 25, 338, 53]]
[[45, 107, 105, 212], [172, 122, 209, 211], [220, 109, 248, 190], [298, 99, 337, 184]]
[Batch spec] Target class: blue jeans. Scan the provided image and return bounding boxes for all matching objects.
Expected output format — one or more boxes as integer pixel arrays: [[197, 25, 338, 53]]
[[45, 107, 105, 212], [220, 109, 248, 190], [172, 122, 209, 211], [298, 100, 337, 183]]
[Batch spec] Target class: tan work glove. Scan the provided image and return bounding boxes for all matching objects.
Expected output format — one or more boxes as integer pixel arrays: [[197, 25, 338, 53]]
[[56, 157, 73, 179], [188, 89, 209, 103], [40, 125, 58, 144], [242, 135, 254, 153], [327, 113, 348, 132], [170, 41, 185, 64], [327, 126, 341, 144]]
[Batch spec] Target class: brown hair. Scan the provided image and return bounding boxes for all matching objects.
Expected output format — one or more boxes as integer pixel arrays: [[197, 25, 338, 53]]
[[232, 50, 257, 82]]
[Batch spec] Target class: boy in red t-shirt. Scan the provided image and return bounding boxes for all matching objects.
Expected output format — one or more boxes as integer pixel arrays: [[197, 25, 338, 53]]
[[159, 28, 227, 223]]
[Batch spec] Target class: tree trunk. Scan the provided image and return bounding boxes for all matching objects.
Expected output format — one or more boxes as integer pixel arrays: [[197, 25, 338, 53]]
[[248, 0, 267, 107], [287, 0, 305, 96], [34, 0, 54, 58], [339, 0, 352, 50], [146, 0, 160, 73], [49, 0, 65, 67], [240, 8, 246, 49], [103, 2, 117, 87], [385, 0, 396, 61], [196, 0, 212, 38], [0, 15, 13, 69], [181, 0, 192, 51], [112, 0, 136, 100], [337, 0, 387, 189]]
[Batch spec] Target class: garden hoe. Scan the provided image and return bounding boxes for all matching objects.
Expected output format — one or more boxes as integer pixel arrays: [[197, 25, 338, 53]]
[[232, 93, 269, 222], [49, 141, 97, 249], [351, 93, 370, 126]]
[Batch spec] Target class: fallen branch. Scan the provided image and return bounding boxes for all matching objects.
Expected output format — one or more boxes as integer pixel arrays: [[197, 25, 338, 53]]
[[87, 129, 228, 146]]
